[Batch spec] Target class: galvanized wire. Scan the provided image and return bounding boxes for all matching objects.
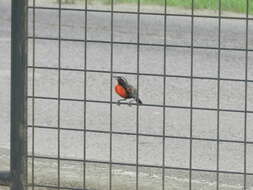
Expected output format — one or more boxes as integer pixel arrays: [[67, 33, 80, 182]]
[[109, 0, 114, 189], [57, 0, 62, 189], [216, 0, 221, 189], [162, 0, 167, 189], [31, 0, 36, 189], [83, 0, 88, 189], [244, 0, 249, 189], [26, 0, 252, 190], [189, 0, 194, 188]]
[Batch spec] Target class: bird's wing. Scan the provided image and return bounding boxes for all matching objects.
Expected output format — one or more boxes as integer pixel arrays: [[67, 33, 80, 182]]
[[126, 84, 142, 104], [126, 85, 137, 98]]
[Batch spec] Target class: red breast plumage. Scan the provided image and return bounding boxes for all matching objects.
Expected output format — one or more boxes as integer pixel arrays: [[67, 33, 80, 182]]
[[115, 84, 128, 98]]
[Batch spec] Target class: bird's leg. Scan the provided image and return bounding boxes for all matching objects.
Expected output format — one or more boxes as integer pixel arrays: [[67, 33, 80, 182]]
[[128, 99, 135, 107], [117, 98, 127, 106]]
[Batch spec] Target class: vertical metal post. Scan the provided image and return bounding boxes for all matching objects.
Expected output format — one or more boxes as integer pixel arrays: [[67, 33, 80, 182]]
[[10, 0, 27, 189]]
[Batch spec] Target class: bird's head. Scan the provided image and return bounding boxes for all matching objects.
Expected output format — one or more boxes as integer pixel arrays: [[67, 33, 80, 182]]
[[113, 76, 128, 86]]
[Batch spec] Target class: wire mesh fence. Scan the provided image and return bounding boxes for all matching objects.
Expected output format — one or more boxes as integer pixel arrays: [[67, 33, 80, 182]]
[[25, 0, 253, 189]]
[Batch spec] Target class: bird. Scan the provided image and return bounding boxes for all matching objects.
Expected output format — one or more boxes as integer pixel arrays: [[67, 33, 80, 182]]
[[113, 76, 142, 106]]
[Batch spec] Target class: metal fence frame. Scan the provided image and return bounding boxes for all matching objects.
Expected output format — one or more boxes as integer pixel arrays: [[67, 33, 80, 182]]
[[0, 0, 27, 189], [0, 0, 252, 189]]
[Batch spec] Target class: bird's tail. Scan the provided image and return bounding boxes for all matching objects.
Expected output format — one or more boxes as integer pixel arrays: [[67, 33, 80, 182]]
[[135, 97, 142, 105]]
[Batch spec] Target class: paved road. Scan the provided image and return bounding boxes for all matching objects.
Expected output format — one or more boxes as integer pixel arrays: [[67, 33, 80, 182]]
[[1, 0, 253, 189], [0, 0, 11, 152]]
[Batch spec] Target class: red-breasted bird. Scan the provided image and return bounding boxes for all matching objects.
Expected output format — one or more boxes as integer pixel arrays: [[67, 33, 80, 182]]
[[113, 76, 143, 106]]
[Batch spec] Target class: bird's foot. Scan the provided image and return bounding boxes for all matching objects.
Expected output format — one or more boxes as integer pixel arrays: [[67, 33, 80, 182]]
[[128, 100, 135, 107], [117, 99, 127, 106]]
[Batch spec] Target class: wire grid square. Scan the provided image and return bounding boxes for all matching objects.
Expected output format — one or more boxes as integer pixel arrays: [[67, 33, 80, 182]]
[[33, 99, 58, 127], [113, 44, 137, 73], [193, 17, 219, 47], [87, 42, 111, 71], [193, 49, 218, 78], [61, 10, 86, 40], [60, 100, 84, 129], [166, 108, 190, 138], [35, 8, 59, 38], [166, 47, 191, 76], [61, 41, 85, 69], [114, 13, 138, 43], [139, 14, 164, 44]]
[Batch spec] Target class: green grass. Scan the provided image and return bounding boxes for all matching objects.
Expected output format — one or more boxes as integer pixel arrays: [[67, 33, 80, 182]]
[[61, 0, 253, 14]]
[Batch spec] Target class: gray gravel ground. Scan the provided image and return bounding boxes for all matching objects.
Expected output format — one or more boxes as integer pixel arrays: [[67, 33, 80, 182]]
[[1, 0, 253, 189]]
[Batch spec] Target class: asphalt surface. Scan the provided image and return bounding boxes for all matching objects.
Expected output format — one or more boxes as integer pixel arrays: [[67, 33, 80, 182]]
[[1, 0, 253, 189]]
